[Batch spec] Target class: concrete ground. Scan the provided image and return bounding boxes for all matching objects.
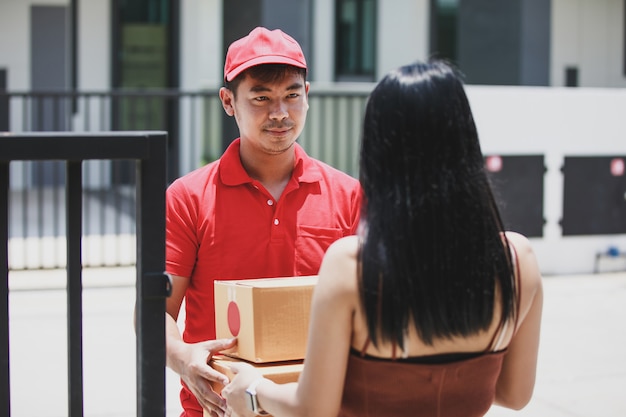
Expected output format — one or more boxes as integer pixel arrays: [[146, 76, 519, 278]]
[[6, 267, 626, 417]]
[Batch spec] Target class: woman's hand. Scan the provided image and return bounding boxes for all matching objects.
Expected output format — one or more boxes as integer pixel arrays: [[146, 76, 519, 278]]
[[222, 362, 265, 417]]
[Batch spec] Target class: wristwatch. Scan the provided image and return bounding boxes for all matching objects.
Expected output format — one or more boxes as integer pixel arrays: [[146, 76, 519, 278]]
[[245, 377, 269, 415]]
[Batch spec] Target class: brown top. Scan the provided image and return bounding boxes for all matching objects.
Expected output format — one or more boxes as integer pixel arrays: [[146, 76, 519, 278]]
[[338, 348, 506, 417]]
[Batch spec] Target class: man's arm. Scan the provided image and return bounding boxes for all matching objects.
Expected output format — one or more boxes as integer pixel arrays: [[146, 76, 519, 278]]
[[166, 274, 237, 417]]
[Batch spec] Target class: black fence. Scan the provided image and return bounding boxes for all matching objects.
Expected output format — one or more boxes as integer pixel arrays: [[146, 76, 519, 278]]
[[1, 90, 220, 270], [0, 132, 171, 417], [4, 91, 623, 273], [1, 88, 369, 270]]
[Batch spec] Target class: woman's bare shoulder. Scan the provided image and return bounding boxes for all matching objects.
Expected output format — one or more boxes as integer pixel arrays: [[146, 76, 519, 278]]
[[504, 231, 533, 255], [316, 235, 359, 292], [325, 235, 359, 258], [504, 232, 540, 278], [504, 231, 543, 317]]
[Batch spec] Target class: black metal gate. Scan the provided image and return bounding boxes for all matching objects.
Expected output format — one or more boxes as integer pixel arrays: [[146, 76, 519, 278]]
[[0, 132, 171, 417]]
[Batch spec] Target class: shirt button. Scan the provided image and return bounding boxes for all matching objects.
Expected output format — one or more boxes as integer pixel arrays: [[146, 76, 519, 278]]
[[274, 219, 279, 226], [267, 199, 274, 206]]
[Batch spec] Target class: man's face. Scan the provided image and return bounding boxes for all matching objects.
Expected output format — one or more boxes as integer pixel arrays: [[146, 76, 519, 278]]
[[220, 71, 310, 156]]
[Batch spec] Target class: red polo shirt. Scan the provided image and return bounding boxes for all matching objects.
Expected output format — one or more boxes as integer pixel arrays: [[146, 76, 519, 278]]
[[166, 138, 361, 342], [167, 138, 360, 416]]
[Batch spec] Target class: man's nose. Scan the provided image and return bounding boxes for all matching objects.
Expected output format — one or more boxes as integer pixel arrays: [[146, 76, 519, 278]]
[[269, 100, 288, 120]]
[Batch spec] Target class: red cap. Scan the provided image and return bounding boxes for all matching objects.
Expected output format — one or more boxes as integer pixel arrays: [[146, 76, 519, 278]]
[[224, 27, 307, 82]]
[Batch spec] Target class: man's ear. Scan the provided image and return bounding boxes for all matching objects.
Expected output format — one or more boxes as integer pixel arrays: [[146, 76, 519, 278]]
[[219, 87, 235, 116]]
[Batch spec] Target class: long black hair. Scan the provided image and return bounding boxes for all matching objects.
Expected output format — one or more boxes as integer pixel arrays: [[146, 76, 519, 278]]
[[358, 61, 516, 348]]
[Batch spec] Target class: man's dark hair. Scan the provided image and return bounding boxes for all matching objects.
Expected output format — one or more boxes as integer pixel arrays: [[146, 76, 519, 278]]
[[224, 64, 307, 96]]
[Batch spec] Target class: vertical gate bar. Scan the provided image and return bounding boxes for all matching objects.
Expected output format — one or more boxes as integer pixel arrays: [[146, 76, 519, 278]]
[[136, 133, 167, 417], [1, 162, 11, 417], [66, 160, 84, 417]]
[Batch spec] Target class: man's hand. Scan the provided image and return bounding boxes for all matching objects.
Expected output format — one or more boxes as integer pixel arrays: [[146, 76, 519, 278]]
[[175, 338, 237, 417]]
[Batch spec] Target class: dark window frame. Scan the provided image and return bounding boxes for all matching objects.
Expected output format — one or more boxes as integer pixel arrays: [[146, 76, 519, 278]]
[[335, 0, 377, 82], [429, 0, 459, 64], [111, 0, 179, 90], [485, 154, 546, 238], [561, 156, 626, 236], [110, 0, 180, 181]]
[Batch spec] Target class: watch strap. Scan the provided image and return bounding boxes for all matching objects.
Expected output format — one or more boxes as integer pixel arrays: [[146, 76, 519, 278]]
[[245, 377, 269, 415]]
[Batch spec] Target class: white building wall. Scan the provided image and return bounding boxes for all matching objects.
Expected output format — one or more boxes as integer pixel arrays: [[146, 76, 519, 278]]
[[180, 0, 223, 89], [3, 1, 625, 89], [79, 0, 110, 90], [0, 0, 110, 91], [606, 0, 626, 87], [311, 0, 334, 82], [377, 0, 430, 79], [0, 0, 43, 90], [78, 1, 112, 187], [178, 0, 223, 174], [551, 0, 626, 87], [468, 85, 626, 275]]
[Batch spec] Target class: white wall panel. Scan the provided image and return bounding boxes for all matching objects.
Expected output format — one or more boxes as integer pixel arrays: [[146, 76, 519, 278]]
[[311, 0, 334, 82], [80, 0, 110, 89], [181, 0, 222, 89], [377, 0, 430, 79], [552, 0, 626, 87], [0, 1, 34, 90]]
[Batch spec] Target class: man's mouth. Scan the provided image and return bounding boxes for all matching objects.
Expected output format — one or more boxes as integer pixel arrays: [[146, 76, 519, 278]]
[[265, 125, 293, 135]]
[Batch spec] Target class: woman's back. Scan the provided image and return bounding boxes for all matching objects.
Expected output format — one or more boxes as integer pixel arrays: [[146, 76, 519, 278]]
[[338, 237, 515, 417], [332, 230, 540, 416]]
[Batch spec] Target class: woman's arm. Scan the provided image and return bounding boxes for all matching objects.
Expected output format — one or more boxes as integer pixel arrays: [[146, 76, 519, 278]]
[[494, 232, 544, 409], [223, 236, 359, 417]]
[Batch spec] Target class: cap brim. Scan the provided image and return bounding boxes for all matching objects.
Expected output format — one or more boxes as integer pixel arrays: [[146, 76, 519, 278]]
[[225, 55, 307, 82]]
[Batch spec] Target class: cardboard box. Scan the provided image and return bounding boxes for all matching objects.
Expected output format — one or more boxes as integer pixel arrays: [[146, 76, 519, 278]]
[[214, 276, 317, 363], [204, 356, 304, 417]]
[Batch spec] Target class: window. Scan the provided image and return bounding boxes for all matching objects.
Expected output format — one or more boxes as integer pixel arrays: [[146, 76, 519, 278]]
[[335, 0, 376, 81], [112, 0, 178, 91], [111, 0, 180, 181], [562, 156, 626, 236], [485, 155, 546, 237], [430, 0, 458, 64]]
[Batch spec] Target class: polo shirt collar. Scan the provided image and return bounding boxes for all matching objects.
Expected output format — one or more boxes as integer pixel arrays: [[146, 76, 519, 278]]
[[220, 138, 322, 186]]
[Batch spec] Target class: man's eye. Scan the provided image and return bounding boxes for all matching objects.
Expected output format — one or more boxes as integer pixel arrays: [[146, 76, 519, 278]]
[[288, 93, 300, 99], [254, 96, 268, 101]]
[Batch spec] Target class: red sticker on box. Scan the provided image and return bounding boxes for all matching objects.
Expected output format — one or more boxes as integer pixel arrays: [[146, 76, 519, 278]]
[[227, 301, 240, 336]]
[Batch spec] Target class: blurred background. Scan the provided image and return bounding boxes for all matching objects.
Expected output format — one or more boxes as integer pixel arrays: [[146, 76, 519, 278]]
[[1, 1, 625, 416]]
